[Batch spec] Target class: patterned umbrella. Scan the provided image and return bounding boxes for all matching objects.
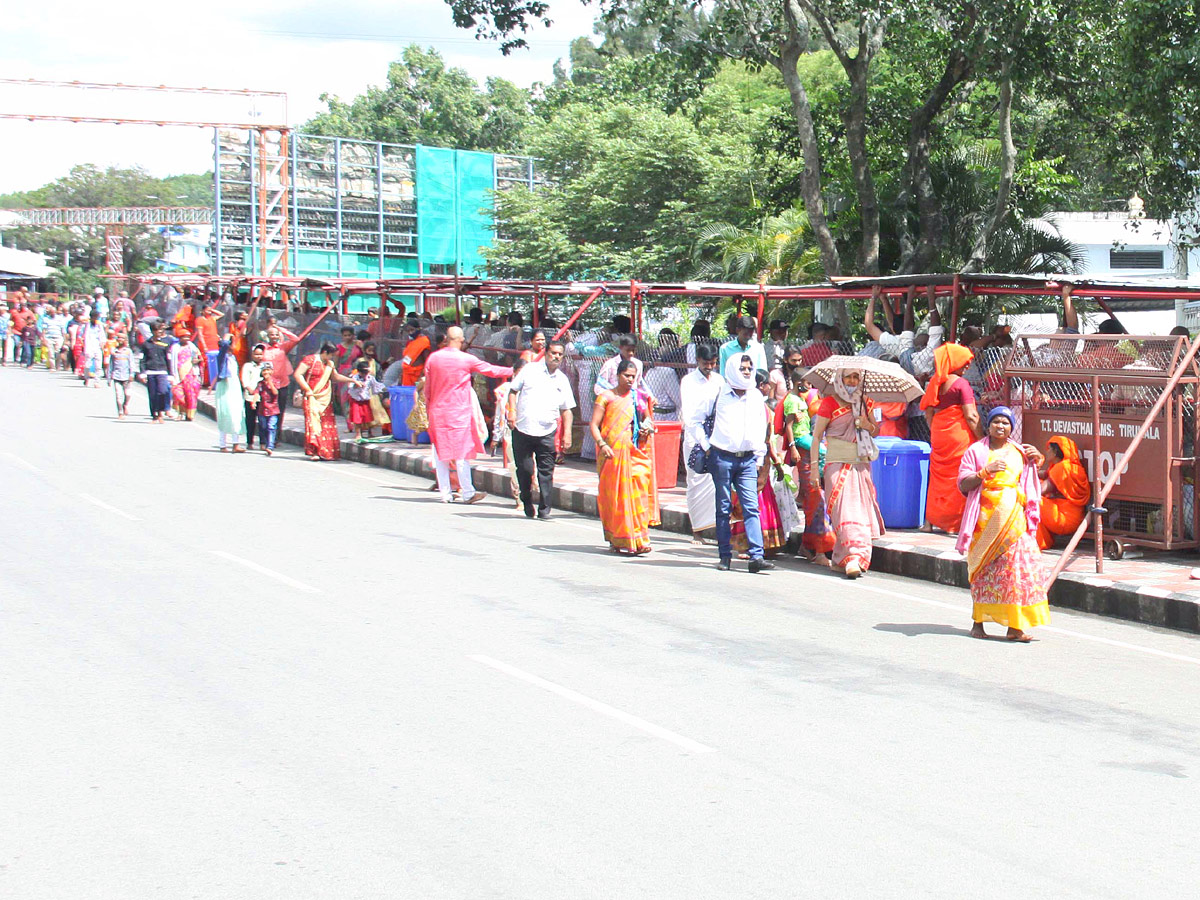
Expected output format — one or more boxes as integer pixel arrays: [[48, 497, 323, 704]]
[[803, 355, 923, 403]]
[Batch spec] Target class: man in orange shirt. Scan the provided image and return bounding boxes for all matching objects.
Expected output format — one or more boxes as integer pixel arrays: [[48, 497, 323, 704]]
[[193, 302, 223, 387]]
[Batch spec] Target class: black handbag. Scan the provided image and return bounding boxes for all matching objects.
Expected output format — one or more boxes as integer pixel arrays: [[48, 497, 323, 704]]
[[686, 399, 718, 474]]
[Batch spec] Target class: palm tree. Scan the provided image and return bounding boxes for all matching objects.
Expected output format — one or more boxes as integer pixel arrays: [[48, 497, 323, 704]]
[[691, 207, 817, 285]]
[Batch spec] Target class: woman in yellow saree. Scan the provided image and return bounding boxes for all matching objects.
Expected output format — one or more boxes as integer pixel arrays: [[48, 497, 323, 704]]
[[590, 359, 660, 555], [956, 406, 1051, 642]]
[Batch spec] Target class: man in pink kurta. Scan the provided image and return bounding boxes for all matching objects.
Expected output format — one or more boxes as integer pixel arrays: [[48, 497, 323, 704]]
[[424, 326, 513, 503]]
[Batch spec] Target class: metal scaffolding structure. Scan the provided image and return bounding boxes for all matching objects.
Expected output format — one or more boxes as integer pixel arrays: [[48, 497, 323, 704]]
[[213, 130, 544, 281], [0, 78, 290, 278], [0, 207, 214, 226]]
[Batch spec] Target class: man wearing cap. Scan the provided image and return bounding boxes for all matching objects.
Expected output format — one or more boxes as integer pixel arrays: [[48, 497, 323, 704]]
[[718, 314, 769, 376]]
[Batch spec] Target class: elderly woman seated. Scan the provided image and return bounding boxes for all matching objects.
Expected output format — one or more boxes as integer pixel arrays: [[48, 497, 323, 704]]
[[1036, 435, 1091, 549]]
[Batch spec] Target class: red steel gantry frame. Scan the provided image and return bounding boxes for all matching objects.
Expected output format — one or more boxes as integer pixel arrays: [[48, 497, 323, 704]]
[[0, 78, 292, 278]]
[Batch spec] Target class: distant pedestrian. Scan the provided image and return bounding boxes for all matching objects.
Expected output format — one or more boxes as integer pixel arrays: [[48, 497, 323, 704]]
[[107, 334, 134, 418], [491, 358, 525, 508], [20, 317, 40, 369], [213, 338, 247, 452], [241, 343, 266, 449], [718, 315, 769, 376], [81, 312, 105, 386], [168, 331, 201, 420], [424, 325, 513, 503], [508, 339, 576, 519], [139, 321, 174, 423], [257, 361, 280, 456]]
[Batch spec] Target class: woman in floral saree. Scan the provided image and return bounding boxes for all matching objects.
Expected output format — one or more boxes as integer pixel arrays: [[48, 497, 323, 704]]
[[809, 366, 885, 579], [590, 359, 659, 555], [956, 406, 1051, 642], [294, 341, 355, 460]]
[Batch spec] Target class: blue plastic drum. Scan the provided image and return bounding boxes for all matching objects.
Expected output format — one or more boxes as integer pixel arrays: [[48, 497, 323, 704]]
[[870, 436, 931, 529]]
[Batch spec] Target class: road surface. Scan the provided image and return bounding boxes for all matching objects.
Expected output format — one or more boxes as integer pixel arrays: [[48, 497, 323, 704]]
[[2, 366, 1198, 899]]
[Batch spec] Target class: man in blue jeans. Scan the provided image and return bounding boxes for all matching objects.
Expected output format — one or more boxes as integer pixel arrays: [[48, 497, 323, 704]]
[[689, 352, 774, 572]]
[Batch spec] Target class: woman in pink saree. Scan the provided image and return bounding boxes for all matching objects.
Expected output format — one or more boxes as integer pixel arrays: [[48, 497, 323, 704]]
[[169, 332, 202, 420], [809, 366, 885, 579]]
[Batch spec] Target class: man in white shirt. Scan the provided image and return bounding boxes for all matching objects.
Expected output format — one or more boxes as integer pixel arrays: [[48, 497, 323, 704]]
[[718, 315, 769, 375], [864, 289, 915, 358], [508, 339, 576, 519], [689, 351, 772, 572], [679, 343, 723, 542]]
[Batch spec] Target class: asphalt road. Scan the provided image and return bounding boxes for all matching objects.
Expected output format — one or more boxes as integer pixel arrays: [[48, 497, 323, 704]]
[[3, 365, 1200, 899]]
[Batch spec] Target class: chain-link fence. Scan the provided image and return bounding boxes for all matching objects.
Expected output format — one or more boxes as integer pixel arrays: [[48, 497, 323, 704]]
[[1004, 333, 1199, 552]]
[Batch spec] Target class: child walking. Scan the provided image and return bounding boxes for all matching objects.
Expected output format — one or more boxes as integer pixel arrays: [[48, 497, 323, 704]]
[[346, 358, 385, 441], [257, 361, 281, 456], [107, 333, 135, 418]]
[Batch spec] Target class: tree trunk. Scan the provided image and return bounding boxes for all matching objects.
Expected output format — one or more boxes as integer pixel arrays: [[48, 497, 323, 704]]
[[775, 24, 847, 332], [963, 64, 1016, 273], [775, 52, 840, 280], [845, 66, 880, 276], [899, 48, 973, 274]]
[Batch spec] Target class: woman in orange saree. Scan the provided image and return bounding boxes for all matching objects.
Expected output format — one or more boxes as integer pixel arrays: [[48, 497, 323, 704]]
[[921, 343, 981, 532], [293, 342, 354, 461], [1036, 435, 1091, 549], [590, 359, 660, 555], [956, 407, 1050, 641]]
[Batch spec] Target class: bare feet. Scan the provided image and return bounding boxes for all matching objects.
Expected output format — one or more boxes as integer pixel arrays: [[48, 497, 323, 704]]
[[1006, 627, 1033, 643], [811, 553, 831, 568], [844, 559, 863, 579], [970, 622, 988, 639], [919, 522, 934, 533]]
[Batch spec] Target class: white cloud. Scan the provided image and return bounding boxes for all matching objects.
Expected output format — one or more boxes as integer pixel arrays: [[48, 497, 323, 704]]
[[0, 0, 599, 194]]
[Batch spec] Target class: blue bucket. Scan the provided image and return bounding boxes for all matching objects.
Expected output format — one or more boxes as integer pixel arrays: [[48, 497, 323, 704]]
[[389, 385, 429, 443], [870, 436, 931, 529]]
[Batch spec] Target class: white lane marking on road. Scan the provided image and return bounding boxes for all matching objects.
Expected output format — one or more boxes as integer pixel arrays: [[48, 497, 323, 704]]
[[791, 570, 1200, 667], [469, 654, 717, 754], [2, 451, 43, 473], [209, 550, 320, 594], [79, 493, 140, 521]]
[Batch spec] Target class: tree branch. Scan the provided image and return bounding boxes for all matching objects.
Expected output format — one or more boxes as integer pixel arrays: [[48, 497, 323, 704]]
[[963, 61, 1017, 273]]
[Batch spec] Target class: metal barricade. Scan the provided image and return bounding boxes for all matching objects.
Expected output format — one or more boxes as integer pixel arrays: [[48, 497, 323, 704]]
[[1004, 333, 1200, 558]]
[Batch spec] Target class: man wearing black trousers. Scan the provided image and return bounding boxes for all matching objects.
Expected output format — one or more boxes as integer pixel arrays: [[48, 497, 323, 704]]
[[508, 340, 576, 519]]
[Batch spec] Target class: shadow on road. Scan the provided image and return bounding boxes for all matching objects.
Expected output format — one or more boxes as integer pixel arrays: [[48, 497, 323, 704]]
[[874, 623, 971, 638]]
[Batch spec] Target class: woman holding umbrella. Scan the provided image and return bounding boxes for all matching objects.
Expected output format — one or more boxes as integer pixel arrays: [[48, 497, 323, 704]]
[[806, 356, 921, 578], [808, 365, 885, 578]]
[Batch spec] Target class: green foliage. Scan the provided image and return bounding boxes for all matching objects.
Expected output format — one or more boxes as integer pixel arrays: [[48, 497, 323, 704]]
[[0, 164, 213, 276], [304, 45, 531, 152]]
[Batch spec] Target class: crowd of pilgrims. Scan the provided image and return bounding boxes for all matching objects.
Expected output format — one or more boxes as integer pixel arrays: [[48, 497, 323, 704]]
[[4, 284, 1111, 642]]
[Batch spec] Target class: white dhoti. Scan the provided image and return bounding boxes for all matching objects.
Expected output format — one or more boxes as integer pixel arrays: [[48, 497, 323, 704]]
[[682, 435, 716, 531]]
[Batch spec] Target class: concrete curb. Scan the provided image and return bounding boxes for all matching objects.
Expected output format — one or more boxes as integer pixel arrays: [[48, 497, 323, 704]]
[[199, 398, 1200, 635]]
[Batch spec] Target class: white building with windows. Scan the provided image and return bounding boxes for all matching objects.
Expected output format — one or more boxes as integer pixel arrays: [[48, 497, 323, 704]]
[[1050, 210, 1193, 281]]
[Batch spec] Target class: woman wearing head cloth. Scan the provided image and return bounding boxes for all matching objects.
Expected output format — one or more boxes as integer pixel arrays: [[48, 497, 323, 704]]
[[808, 366, 885, 578], [1036, 435, 1091, 550], [920, 343, 982, 532], [956, 406, 1049, 641], [213, 336, 248, 452]]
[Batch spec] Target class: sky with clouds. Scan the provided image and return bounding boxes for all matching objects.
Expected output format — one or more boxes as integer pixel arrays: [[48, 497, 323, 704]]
[[0, 0, 599, 195]]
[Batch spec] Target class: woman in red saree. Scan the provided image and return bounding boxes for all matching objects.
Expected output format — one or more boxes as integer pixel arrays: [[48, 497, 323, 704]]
[[920, 343, 981, 532], [590, 359, 659, 555], [1036, 434, 1091, 549], [293, 342, 355, 460]]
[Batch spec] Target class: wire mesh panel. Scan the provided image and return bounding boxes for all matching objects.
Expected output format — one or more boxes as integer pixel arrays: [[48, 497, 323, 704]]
[[1005, 333, 1200, 551]]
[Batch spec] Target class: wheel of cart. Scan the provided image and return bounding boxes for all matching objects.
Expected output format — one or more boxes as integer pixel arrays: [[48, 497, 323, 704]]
[[1104, 538, 1126, 561]]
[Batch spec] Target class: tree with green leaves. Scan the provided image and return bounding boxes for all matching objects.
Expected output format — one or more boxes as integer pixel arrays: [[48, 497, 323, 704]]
[[0, 165, 213, 279], [304, 45, 531, 152]]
